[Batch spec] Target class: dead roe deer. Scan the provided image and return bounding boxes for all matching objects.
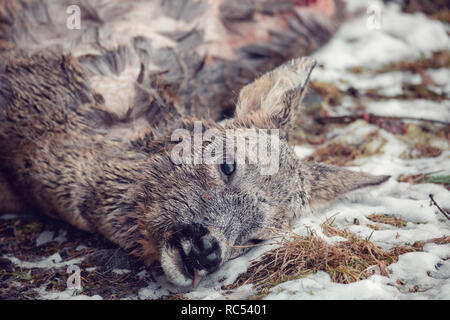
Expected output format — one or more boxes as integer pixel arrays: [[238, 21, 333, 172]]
[[0, 0, 389, 287]]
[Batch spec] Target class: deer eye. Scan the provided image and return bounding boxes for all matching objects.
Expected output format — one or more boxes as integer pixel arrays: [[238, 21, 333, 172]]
[[220, 162, 235, 176]]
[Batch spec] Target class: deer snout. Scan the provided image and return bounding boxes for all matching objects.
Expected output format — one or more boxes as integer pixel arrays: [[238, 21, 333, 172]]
[[189, 233, 222, 283], [161, 223, 222, 287]]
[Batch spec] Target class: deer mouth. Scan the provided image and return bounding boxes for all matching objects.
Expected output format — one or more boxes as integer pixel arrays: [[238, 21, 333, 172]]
[[160, 242, 204, 287]]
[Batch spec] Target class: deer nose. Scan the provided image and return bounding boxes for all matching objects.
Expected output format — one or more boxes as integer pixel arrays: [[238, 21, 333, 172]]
[[191, 234, 222, 272], [169, 223, 223, 281]]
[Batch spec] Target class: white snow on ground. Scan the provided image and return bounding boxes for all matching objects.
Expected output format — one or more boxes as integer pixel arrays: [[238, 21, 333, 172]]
[[35, 229, 68, 247], [311, 0, 450, 123], [9, 0, 448, 300], [365, 100, 450, 122], [36, 287, 103, 300], [5, 253, 84, 269], [313, 1, 449, 69], [425, 68, 450, 96], [293, 145, 316, 159]]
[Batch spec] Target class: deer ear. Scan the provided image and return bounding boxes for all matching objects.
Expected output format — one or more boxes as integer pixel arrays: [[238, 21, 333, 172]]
[[303, 162, 390, 210], [233, 57, 316, 139]]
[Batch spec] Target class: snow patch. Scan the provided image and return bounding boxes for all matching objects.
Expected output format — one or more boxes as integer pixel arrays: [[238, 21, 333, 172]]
[[5, 253, 83, 269]]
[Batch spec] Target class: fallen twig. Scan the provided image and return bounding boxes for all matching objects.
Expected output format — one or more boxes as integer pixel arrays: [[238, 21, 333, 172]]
[[315, 114, 450, 126], [429, 194, 450, 222]]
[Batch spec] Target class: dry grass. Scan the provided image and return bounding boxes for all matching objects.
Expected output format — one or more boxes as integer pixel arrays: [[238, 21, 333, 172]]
[[367, 214, 408, 228], [306, 142, 362, 166], [377, 50, 450, 74], [402, 1, 450, 24], [411, 143, 443, 158], [310, 81, 343, 106], [225, 217, 450, 299], [225, 225, 421, 298], [398, 172, 450, 190], [397, 124, 448, 160], [306, 131, 386, 166]]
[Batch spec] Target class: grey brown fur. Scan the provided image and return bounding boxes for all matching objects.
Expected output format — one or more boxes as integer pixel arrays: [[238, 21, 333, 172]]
[[0, 0, 389, 287]]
